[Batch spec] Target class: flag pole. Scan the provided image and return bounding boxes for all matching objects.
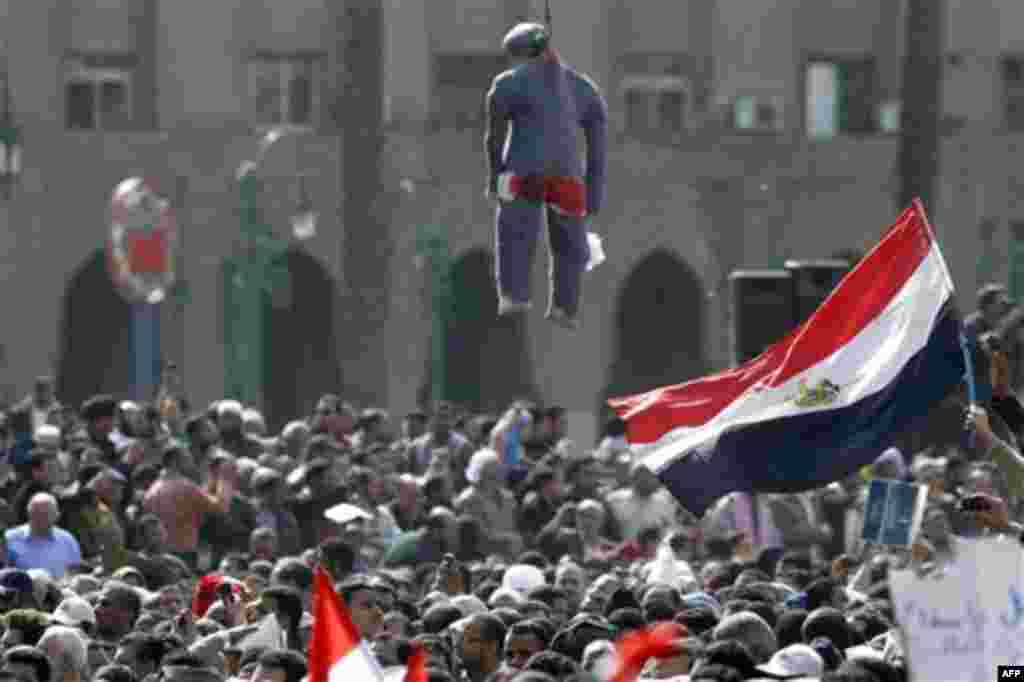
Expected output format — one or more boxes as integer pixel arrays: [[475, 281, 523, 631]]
[[960, 332, 977, 406]]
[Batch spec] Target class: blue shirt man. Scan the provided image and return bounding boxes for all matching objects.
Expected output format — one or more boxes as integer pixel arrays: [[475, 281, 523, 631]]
[[6, 492, 81, 579]]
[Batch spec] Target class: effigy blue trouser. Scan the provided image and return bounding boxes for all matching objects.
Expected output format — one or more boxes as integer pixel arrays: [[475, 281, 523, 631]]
[[495, 198, 590, 318]]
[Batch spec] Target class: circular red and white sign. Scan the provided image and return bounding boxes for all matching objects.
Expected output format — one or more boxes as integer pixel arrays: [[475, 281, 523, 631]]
[[107, 177, 178, 304]]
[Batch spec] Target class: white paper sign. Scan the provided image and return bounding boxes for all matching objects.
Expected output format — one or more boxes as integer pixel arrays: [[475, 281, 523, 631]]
[[891, 538, 1024, 681], [891, 566, 989, 681], [972, 538, 1024, 666]]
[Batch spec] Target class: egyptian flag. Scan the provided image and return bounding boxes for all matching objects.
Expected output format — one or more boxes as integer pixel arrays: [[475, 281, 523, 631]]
[[309, 568, 382, 682], [609, 200, 965, 516]]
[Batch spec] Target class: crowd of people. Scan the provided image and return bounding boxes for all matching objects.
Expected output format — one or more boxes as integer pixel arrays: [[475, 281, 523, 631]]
[[0, 284, 1021, 682]]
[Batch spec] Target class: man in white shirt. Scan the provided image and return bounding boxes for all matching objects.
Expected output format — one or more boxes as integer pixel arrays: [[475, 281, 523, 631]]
[[606, 463, 679, 542]]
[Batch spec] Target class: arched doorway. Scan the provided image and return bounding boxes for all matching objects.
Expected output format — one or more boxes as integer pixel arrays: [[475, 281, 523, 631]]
[[604, 249, 709, 405], [263, 249, 343, 431], [432, 248, 538, 413], [56, 249, 133, 407]]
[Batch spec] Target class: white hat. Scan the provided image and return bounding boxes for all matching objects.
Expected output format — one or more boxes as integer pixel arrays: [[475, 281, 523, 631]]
[[324, 503, 373, 526], [501, 564, 546, 595], [755, 644, 824, 679], [465, 448, 500, 485], [53, 596, 97, 627], [217, 400, 244, 417], [449, 595, 487, 617], [34, 425, 61, 450], [581, 640, 618, 681]]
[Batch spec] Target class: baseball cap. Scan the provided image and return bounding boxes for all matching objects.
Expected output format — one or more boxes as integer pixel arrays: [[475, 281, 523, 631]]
[[53, 596, 97, 628], [755, 643, 825, 679]]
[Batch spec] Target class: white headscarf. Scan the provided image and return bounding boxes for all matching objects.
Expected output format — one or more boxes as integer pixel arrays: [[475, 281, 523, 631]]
[[465, 448, 500, 485], [502, 564, 546, 595]]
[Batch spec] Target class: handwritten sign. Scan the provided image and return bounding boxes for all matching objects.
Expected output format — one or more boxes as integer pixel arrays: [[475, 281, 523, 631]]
[[972, 538, 1024, 666], [892, 538, 1024, 681], [861, 479, 928, 547], [891, 566, 990, 682]]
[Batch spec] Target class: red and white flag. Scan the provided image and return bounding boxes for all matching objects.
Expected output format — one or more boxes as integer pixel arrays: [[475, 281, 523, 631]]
[[608, 622, 685, 682], [309, 568, 382, 682]]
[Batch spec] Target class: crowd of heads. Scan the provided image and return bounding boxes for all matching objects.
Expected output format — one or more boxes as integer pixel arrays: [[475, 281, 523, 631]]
[[0, 359, 1019, 682]]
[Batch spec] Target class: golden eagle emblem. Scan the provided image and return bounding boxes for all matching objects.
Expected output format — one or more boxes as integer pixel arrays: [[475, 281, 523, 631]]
[[790, 378, 842, 408]]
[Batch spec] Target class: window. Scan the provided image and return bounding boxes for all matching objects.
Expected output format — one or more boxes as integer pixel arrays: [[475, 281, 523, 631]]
[[619, 53, 691, 141], [804, 57, 878, 138], [622, 75, 690, 139], [432, 53, 508, 130], [65, 55, 136, 131], [877, 100, 901, 133], [247, 54, 322, 128], [1002, 56, 1024, 131], [722, 95, 784, 132]]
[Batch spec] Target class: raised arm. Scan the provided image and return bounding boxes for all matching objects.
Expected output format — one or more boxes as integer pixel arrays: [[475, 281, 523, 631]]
[[972, 408, 1024, 502]]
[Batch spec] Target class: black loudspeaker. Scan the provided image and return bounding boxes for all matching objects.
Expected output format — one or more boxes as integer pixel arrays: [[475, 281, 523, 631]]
[[730, 269, 795, 366], [785, 259, 851, 327]]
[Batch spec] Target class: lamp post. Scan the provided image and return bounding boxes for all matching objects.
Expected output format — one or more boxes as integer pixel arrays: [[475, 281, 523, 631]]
[[223, 129, 315, 406], [0, 55, 21, 200]]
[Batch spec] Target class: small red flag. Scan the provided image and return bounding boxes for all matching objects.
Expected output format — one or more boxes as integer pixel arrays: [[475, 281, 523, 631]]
[[308, 567, 381, 682], [403, 642, 428, 682], [609, 622, 686, 682]]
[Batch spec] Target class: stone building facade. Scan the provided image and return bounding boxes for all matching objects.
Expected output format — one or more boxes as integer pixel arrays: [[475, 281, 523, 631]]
[[0, 0, 1022, 441]]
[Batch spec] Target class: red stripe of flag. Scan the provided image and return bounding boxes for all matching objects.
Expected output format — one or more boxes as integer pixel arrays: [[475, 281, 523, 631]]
[[308, 567, 364, 682], [609, 202, 933, 444]]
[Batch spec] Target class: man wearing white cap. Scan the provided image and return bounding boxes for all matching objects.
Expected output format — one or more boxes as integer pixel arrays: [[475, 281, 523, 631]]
[[752, 643, 824, 680], [52, 596, 97, 636], [456, 449, 523, 558]]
